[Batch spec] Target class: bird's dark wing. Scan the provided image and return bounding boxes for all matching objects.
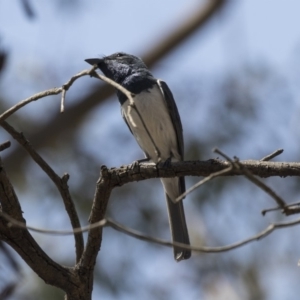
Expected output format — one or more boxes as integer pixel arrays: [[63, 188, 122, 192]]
[[157, 81, 189, 260], [157, 80, 184, 159]]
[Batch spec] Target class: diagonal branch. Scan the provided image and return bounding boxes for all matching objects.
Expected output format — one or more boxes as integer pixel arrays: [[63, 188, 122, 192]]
[[1, 121, 84, 263], [260, 149, 284, 161], [0, 88, 62, 123], [214, 148, 286, 209], [80, 165, 113, 271], [0, 68, 97, 123], [0, 158, 76, 292], [175, 165, 233, 202], [238, 162, 286, 208]]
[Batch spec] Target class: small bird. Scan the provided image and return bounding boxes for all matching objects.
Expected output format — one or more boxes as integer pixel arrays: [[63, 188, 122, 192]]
[[85, 52, 191, 261]]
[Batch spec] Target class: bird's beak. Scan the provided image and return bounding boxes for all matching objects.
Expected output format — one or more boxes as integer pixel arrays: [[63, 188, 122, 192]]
[[85, 58, 103, 66]]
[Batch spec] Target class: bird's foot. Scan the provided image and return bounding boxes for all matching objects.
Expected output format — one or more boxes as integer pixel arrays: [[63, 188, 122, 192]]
[[162, 157, 172, 168]]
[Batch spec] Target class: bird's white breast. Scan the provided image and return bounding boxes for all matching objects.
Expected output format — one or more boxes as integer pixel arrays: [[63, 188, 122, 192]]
[[121, 85, 180, 163]]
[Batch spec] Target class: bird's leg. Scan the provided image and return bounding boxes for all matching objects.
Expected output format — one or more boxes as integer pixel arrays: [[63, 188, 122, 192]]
[[162, 156, 172, 168]]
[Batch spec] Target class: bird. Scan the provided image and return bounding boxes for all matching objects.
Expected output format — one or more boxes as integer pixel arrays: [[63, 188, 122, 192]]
[[85, 52, 191, 261]]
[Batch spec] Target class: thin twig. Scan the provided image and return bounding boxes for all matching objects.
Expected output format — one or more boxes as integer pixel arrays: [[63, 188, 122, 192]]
[[261, 206, 283, 215], [60, 65, 98, 113], [0, 211, 106, 235], [0, 88, 62, 123], [237, 161, 286, 208], [2, 209, 300, 254], [0, 67, 97, 122], [106, 217, 300, 253], [262, 201, 300, 216], [260, 149, 284, 161], [213, 148, 233, 161], [175, 165, 233, 202], [214, 148, 287, 209], [1, 121, 84, 263]]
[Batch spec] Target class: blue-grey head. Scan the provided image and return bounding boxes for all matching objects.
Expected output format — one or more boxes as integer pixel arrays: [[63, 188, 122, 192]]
[[85, 52, 152, 85]]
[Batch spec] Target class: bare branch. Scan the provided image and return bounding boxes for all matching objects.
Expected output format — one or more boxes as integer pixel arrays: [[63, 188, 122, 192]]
[[0, 211, 107, 235], [0, 160, 74, 292], [102, 160, 300, 188], [1, 121, 84, 263], [60, 66, 98, 113], [260, 149, 284, 161], [262, 201, 300, 216], [213, 148, 233, 161], [175, 165, 233, 202], [0, 157, 24, 219], [0, 88, 61, 123], [0, 67, 97, 122], [239, 164, 285, 208], [235, 160, 286, 209], [214, 148, 287, 209], [2, 208, 300, 255], [261, 206, 283, 215], [80, 165, 113, 271], [106, 217, 300, 253]]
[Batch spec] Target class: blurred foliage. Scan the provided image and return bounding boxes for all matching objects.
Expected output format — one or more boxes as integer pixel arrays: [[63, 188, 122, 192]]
[[19, 0, 35, 19]]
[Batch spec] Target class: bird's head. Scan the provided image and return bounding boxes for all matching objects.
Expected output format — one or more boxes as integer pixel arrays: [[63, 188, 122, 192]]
[[85, 52, 150, 84]]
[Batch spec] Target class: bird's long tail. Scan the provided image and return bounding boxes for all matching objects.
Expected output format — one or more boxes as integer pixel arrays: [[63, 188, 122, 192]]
[[162, 176, 191, 261]]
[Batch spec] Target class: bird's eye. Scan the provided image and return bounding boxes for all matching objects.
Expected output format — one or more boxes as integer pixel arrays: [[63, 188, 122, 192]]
[[116, 53, 124, 58]]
